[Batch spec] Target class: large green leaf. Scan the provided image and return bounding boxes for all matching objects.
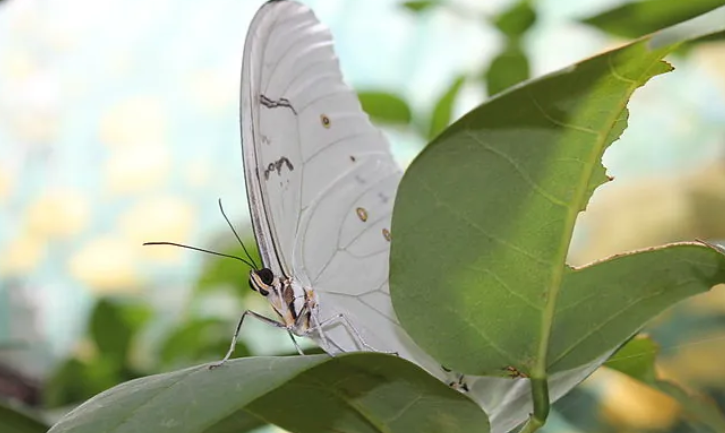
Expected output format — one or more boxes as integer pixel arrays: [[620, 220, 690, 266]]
[[390, 5, 725, 381], [47, 354, 489, 433], [581, 0, 725, 40]]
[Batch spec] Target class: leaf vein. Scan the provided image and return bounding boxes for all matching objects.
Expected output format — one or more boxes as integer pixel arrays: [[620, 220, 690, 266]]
[[464, 129, 570, 209], [549, 278, 699, 368], [417, 177, 551, 267], [466, 264, 542, 310], [528, 91, 600, 135]]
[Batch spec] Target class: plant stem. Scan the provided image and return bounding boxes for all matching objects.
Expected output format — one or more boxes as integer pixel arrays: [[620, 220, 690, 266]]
[[518, 376, 550, 433]]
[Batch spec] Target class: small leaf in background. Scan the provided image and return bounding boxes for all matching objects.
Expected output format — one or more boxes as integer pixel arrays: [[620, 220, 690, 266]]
[[604, 334, 658, 382], [400, 0, 439, 13], [484, 42, 530, 96], [159, 318, 250, 368], [0, 402, 48, 433], [492, 0, 536, 38], [580, 0, 725, 40], [426, 75, 465, 140], [604, 335, 725, 431], [358, 91, 413, 125], [89, 299, 152, 366], [47, 354, 490, 433], [196, 242, 259, 295], [44, 358, 120, 407]]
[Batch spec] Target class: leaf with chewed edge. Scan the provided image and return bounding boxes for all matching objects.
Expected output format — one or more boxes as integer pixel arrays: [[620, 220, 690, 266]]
[[391, 6, 725, 430]]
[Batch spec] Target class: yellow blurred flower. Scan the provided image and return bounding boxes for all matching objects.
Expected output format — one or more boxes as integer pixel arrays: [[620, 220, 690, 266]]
[[68, 235, 139, 294], [119, 197, 195, 263], [598, 368, 681, 430], [0, 233, 45, 276], [26, 190, 89, 238], [99, 96, 167, 148], [105, 144, 170, 194]]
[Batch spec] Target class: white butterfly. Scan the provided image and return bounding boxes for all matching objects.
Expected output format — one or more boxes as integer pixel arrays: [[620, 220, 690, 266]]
[[219, 0, 448, 373], [215, 1, 607, 432]]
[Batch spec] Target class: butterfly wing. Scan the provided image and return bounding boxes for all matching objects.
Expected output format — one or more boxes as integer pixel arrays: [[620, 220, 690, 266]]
[[241, 0, 445, 374]]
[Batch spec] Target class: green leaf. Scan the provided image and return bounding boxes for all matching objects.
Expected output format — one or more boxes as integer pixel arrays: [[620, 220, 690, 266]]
[[655, 380, 725, 432], [89, 299, 152, 365], [485, 42, 530, 96], [492, 0, 536, 38], [44, 358, 120, 407], [390, 6, 725, 380], [0, 403, 48, 433], [400, 0, 439, 13], [358, 91, 413, 125], [196, 242, 259, 295], [47, 354, 490, 433], [581, 0, 725, 40], [605, 335, 725, 431], [427, 75, 465, 140], [603, 334, 657, 382]]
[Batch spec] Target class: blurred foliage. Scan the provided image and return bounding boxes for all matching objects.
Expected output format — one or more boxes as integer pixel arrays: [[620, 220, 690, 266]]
[[44, 299, 152, 407], [484, 43, 529, 96], [565, 160, 725, 432], [485, 0, 534, 96], [44, 239, 262, 408], [606, 336, 725, 432], [358, 91, 413, 125], [0, 403, 47, 433], [196, 243, 259, 294], [581, 0, 725, 40], [395, 0, 539, 139], [400, 0, 440, 13], [427, 75, 466, 139]]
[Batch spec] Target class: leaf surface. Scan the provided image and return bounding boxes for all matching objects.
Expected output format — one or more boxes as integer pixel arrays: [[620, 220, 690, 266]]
[[47, 354, 490, 433]]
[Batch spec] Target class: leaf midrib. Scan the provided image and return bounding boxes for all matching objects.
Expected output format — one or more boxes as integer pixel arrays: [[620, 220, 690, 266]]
[[531, 50, 668, 380]]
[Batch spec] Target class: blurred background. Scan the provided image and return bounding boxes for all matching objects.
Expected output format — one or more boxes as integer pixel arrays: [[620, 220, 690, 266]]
[[0, 0, 724, 432]]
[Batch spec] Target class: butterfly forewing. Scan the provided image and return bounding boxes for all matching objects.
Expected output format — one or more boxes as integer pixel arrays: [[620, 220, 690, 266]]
[[241, 0, 446, 374]]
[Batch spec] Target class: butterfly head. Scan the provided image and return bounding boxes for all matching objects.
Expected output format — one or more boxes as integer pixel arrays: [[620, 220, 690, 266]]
[[249, 268, 276, 297]]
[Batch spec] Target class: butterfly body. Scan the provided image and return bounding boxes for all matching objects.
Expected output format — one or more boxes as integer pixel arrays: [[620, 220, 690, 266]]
[[249, 268, 313, 336]]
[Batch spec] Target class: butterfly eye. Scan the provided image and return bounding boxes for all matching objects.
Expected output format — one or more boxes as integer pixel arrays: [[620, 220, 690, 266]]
[[257, 268, 274, 285]]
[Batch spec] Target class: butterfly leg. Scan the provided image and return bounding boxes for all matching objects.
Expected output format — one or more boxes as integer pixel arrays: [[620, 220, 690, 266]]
[[287, 331, 305, 356], [304, 305, 336, 355], [441, 365, 470, 392], [210, 310, 291, 369]]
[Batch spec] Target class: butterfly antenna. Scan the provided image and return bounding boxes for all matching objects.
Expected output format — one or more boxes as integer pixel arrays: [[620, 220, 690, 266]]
[[143, 242, 257, 269], [217, 198, 259, 269]]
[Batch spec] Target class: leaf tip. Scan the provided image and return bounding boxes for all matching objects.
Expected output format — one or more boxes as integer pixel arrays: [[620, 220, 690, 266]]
[[695, 238, 725, 255]]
